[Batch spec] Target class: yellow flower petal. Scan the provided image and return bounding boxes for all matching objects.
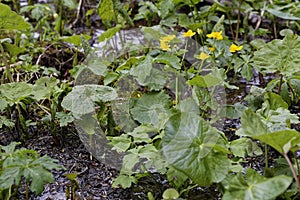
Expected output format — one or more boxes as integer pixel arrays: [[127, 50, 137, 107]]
[[209, 46, 215, 52], [161, 35, 176, 42], [197, 28, 203, 35], [230, 44, 243, 53], [195, 52, 210, 61], [160, 39, 170, 51], [182, 30, 196, 38], [206, 31, 223, 40]]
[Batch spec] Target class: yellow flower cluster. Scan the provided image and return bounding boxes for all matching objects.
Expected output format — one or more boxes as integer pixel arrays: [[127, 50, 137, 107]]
[[206, 31, 223, 40], [159, 35, 176, 51], [230, 44, 243, 53]]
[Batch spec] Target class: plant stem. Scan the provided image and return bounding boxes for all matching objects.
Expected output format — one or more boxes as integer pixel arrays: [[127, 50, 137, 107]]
[[264, 144, 269, 171], [175, 76, 178, 104], [283, 153, 300, 193], [0, 42, 13, 82], [278, 74, 283, 95], [235, 0, 242, 41], [26, 181, 29, 200]]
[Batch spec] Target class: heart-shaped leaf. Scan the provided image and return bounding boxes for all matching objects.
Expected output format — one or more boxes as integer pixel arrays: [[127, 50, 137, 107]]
[[162, 112, 229, 186]]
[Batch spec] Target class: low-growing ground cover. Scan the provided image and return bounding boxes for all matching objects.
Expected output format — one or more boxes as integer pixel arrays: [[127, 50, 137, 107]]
[[0, 0, 300, 199]]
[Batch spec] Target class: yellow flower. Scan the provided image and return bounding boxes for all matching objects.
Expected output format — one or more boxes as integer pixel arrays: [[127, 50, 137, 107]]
[[159, 35, 176, 51], [161, 35, 176, 42], [209, 46, 215, 52], [160, 39, 170, 51], [182, 30, 196, 38], [197, 28, 203, 35], [196, 52, 210, 61], [230, 44, 243, 53], [206, 31, 223, 40]]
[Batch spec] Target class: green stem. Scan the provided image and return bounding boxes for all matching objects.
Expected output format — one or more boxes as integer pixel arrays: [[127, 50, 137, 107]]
[[0, 42, 13, 82], [264, 144, 269, 171], [235, 0, 242, 41], [175, 76, 178, 104], [283, 153, 300, 193], [278, 74, 283, 95]]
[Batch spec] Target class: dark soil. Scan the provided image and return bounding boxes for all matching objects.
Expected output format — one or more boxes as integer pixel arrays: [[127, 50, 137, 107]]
[[1, 126, 222, 200]]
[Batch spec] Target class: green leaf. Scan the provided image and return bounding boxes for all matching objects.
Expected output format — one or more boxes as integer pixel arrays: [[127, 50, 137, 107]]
[[23, 165, 55, 194], [0, 115, 14, 128], [98, 25, 122, 43], [155, 52, 181, 69], [61, 34, 91, 46], [130, 92, 170, 127], [236, 109, 270, 137], [55, 112, 74, 127], [32, 76, 59, 100], [252, 34, 300, 77], [86, 59, 108, 76], [266, 8, 300, 20], [127, 124, 157, 144], [162, 112, 229, 186], [112, 174, 136, 188], [62, 85, 117, 116], [0, 82, 33, 105], [108, 134, 132, 152], [188, 68, 226, 88], [130, 55, 153, 85], [98, 0, 114, 21], [253, 129, 300, 154], [162, 188, 179, 200], [2, 43, 25, 57], [0, 3, 31, 30], [159, 0, 174, 19], [63, 0, 78, 9], [230, 138, 262, 157], [223, 169, 292, 200]]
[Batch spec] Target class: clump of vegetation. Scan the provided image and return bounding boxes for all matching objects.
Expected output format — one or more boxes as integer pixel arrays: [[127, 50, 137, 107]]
[[0, 0, 300, 199]]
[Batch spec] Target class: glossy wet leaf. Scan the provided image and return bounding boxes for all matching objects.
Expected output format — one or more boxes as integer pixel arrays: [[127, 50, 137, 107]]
[[252, 34, 300, 77], [253, 129, 300, 154], [223, 169, 292, 200], [0, 3, 31, 30], [61, 85, 117, 115], [162, 112, 229, 186], [130, 92, 170, 126]]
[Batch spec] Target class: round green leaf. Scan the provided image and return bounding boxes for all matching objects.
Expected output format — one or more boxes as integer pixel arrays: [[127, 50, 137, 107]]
[[162, 112, 229, 186], [61, 85, 117, 116], [130, 91, 170, 126]]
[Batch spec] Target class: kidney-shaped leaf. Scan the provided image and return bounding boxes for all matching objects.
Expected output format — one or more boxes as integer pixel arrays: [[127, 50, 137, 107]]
[[223, 168, 292, 200], [62, 85, 117, 115], [252, 34, 300, 77], [130, 91, 170, 126], [162, 112, 229, 186], [253, 129, 300, 154]]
